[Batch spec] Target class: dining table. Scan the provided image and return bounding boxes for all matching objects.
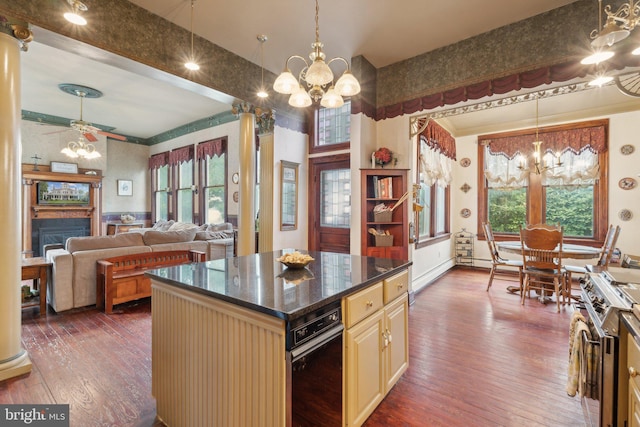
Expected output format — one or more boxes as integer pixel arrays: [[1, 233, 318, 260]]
[[497, 241, 601, 260], [496, 241, 600, 298]]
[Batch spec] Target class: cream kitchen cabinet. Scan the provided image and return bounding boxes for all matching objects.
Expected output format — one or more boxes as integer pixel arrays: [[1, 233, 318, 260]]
[[629, 332, 640, 426], [343, 271, 409, 427]]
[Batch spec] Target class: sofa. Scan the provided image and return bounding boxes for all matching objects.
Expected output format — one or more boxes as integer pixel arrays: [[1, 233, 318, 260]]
[[45, 221, 235, 312]]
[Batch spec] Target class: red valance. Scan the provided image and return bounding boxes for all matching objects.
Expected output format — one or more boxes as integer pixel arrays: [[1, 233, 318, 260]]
[[168, 145, 194, 165], [197, 137, 227, 160], [480, 120, 608, 160], [148, 152, 169, 170], [419, 119, 456, 160]]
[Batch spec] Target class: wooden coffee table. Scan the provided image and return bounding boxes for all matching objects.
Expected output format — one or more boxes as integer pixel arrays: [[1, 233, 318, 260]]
[[21, 257, 51, 317]]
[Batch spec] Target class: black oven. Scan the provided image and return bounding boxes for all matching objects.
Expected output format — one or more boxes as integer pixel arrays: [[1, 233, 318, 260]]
[[286, 300, 343, 427]]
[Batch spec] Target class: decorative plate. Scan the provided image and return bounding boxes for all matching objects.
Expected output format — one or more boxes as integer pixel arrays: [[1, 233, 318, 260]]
[[460, 183, 471, 193], [460, 158, 471, 167], [621, 144, 635, 155], [619, 209, 633, 221], [232, 172, 239, 184], [233, 191, 239, 202], [619, 177, 637, 190], [460, 208, 471, 218]]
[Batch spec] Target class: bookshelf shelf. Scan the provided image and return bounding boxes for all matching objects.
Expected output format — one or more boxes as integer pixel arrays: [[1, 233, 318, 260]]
[[361, 169, 409, 260]]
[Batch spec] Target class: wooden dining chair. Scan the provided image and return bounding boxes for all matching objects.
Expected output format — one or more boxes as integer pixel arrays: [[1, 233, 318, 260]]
[[482, 222, 523, 292], [519, 224, 565, 312], [564, 225, 621, 300]]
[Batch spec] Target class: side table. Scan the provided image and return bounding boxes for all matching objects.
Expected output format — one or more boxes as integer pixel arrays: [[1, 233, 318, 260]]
[[21, 257, 51, 317], [106, 222, 144, 235]]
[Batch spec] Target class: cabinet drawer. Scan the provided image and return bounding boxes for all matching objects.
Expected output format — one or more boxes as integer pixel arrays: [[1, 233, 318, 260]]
[[629, 333, 640, 391], [343, 283, 383, 328], [383, 270, 408, 304]]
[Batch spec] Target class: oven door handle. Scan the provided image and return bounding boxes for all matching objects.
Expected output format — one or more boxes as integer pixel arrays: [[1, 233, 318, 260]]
[[290, 324, 344, 363]]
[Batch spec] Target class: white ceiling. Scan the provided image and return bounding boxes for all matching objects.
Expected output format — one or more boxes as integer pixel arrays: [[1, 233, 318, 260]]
[[19, 0, 640, 141]]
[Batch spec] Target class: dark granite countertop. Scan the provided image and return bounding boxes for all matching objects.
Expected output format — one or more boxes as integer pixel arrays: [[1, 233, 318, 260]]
[[145, 250, 412, 322]]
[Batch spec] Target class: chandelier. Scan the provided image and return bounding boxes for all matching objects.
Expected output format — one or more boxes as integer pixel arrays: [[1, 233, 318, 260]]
[[582, 0, 640, 82], [272, 0, 361, 108], [61, 134, 101, 159], [517, 97, 562, 175]]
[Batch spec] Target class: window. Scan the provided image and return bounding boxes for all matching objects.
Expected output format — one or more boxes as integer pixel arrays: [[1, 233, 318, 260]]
[[320, 168, 351, 228], [414, 121, 455, 248], [170, 146, 195, 223], [478, 119, 609, 244], [311, 101, 351, 153], [197, 138, 227, 225], [150, 152, 170, 222]]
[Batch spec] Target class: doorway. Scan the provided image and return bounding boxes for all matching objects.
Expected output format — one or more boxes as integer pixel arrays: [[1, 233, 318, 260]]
[[308, 154, 351, 253]]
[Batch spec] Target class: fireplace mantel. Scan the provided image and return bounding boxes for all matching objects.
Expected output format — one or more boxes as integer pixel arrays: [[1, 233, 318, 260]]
[[22, 164, 103, 256]]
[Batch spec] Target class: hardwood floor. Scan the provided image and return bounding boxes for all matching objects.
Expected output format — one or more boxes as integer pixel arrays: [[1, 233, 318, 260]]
[[1, 267, 585, 426]]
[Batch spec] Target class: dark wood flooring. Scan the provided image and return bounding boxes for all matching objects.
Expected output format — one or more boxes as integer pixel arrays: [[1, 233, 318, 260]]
[[1, 267, 585, 426]]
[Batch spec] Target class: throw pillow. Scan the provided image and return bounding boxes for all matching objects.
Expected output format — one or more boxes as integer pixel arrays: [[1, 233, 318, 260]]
[[195, 231, 231, 241], [168, 222, 200, 231], [152, 220, 174, 231]]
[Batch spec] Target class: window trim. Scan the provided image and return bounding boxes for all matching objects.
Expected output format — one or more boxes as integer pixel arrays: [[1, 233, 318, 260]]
[[477, 120, 609, 246]]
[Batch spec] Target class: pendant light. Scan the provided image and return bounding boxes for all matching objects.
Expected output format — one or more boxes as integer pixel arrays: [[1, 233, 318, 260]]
[[257, 35, 269, 99], [64, 0, 88, 26], [184, 0, 200, 71]]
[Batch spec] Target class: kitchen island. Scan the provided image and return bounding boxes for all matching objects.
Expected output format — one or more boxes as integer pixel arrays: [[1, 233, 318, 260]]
[[146, 250, 411, 427]]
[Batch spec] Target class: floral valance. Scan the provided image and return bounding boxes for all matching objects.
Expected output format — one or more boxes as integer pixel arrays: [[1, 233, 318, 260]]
[[168, 145, 194, 166], [148, 152, 169, 170], [197, 137, 227, 160], [419, 119, 456, 160], [480, 119, 608, 160]]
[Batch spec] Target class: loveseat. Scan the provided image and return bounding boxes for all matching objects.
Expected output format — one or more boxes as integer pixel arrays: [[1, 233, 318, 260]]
[[45, 221, 234, 312]]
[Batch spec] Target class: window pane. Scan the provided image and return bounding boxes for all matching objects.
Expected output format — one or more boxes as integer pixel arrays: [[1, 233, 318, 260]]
[[206, 155, 225, 186], [317, 102, 351, 146], [417, 183, 431, 238], [545, 185, 594, 237], [155, 192, 169, 221], [176, 189, 192, 223], [320, 169, 351, 228], [487, 188, 526, 233], [157, 165, 169, 189], [178, 160, 193, 187], [435, 185, 445, 233], [204, 187, 225, 224]]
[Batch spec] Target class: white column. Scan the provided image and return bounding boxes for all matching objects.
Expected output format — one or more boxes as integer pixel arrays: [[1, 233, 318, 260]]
[[0, 28, 32, 380], [237, 111, 256, 256]]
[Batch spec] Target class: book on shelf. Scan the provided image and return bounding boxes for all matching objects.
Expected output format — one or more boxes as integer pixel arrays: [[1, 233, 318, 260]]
[[378, 177, 393, 199], [372, 176, 379, 198]]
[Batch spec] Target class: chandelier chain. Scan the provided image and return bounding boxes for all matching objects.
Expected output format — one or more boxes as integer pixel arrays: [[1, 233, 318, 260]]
[[315, 0, 320, 43]]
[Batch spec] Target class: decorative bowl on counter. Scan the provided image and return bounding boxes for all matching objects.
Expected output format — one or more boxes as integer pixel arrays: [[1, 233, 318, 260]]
[[276, 251, 314, 269], [277, 268, 315, 285]]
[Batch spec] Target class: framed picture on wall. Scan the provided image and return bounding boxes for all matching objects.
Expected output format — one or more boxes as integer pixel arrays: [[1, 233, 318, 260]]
[[117, 179, 133, 196]]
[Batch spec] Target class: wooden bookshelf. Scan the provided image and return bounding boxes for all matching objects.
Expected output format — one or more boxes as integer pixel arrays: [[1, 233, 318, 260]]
[[361, 169, 409, 260]]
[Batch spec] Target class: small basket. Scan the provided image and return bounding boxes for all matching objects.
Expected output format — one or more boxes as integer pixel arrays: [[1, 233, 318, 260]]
[[374, 234, 393, 247], [374, 210, 392, 223]]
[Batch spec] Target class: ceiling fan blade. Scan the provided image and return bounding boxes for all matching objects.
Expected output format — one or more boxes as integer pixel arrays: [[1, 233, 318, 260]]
[[83, 132, 98, 142], [97, 130, 127, 141], [42, 129, 69, 136]]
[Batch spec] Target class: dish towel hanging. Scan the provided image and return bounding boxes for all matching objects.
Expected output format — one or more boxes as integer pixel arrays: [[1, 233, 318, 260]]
[[566, 311, 594, 398]]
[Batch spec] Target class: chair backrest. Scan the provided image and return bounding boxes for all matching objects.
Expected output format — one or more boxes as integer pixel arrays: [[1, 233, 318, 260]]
[[596, 225, 621, 268], [519, 224, 564, 271], [482, 222, 501, 262], [526, 223, 561, 232]]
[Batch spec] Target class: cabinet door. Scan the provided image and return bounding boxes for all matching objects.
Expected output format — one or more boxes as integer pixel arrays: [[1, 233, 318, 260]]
[[630, 380, 640, 427], [384, 294, 409, 393], [345, 310, 385, 427]]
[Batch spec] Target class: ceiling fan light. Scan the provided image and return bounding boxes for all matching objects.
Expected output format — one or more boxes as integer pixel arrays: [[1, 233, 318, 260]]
[[185, 60, 200, 71], [320, 87, 344, 108], [591, 17, 630, 48], [61, 147, 78, 158], [85, 150, 101, 159], [633, 46, 640, 55], [588, 75, 614, 87], [274, 70, 299, 94], [581, 50, 615, 65], [334, 70, 361, 97], [64, 12, 87, 25], [288, 85, 312, 108], [305, 59, 334, 86]]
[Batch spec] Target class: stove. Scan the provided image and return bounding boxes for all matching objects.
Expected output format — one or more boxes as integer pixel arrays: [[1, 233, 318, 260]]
[[581, 270, 633, 336]]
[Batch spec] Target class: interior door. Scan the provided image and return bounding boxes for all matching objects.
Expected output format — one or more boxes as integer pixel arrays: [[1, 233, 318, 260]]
[[308, 154, 350, 253]]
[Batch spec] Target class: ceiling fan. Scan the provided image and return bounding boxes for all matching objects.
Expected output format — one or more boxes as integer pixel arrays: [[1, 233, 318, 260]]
[[45, 83, 127, 141]]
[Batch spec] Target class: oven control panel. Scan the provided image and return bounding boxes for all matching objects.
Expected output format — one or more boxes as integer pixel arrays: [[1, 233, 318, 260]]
[[292, 307, 341, 348]]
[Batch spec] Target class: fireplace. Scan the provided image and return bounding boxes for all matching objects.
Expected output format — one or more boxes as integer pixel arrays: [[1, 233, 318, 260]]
[[31, 218, 91, 257]]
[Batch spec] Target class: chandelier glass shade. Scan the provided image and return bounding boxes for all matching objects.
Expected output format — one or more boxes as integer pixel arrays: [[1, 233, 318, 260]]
[[273, 0, 361, 108], [61, 135, 101, 159], [64, 0, 88, 26]]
